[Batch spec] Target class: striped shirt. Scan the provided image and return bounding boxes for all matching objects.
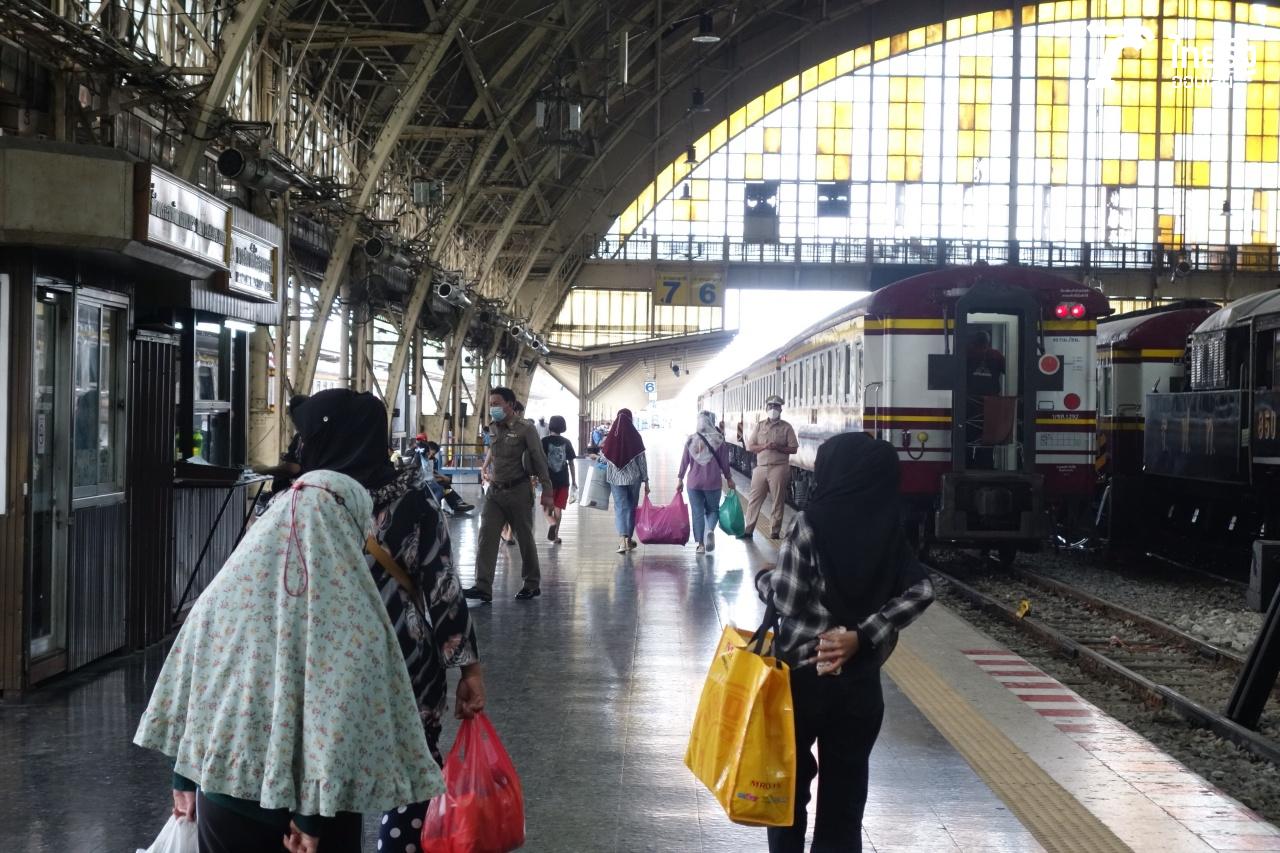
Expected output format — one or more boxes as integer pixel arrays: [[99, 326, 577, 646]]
[[606, 450, 649, 486], [755, 512, 934, 665]]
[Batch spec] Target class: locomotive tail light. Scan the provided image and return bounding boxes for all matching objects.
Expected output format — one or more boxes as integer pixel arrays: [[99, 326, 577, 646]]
[[1054, 303, 1070, 318], [1070, 302, 1086, 318], [1064, 392, 1081, 410], [1054, 302, 1085, 319]]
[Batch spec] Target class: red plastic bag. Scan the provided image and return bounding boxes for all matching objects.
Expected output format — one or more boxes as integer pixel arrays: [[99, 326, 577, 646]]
[[634, 491, 691, 545], [421, 714, 525, 853]]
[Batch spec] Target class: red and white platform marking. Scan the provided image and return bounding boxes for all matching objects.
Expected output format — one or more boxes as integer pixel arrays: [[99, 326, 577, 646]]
[[964, 649, 1280, 852]]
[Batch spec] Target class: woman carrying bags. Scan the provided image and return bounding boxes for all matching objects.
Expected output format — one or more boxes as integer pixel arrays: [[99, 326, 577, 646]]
[[600, 408, 649, 553], [677, 411, 735, 554], [754, 432, 934, 853], [134, 467, 442, 853]]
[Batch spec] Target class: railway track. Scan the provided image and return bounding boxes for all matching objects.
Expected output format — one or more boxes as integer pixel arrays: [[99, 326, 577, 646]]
[[931, 560, 1280, 766]]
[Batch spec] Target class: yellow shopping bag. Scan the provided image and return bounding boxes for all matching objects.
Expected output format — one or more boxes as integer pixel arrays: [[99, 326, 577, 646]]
[[684, 608, 796, 827]]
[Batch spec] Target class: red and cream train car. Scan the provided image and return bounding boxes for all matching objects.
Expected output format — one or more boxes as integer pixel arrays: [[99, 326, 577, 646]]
[[699, 265, 1110, 558]]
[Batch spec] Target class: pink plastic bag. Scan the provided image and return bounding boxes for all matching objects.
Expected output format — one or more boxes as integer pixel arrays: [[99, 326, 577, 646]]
[[634, 491, 691, 545], [421, 714, 525, 853]]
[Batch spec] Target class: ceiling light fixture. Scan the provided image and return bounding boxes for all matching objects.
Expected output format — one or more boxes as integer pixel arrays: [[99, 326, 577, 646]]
[[692, 11, 720, 44], [690, 87, 710, 113], [686, 144, 698, 165]]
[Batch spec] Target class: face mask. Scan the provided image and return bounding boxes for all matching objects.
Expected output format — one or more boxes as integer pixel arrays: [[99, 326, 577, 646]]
[[767, 409, 781, 422], [490, 406, 506, 422]]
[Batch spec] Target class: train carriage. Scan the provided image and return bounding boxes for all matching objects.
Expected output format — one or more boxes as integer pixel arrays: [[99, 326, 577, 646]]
[[699, 265, 1109, 560]]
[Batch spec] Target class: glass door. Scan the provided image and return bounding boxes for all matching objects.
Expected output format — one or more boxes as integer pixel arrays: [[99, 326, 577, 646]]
[[30, 289, 72, 662]]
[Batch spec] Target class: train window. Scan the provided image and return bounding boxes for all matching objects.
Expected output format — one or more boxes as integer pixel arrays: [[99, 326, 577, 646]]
[[844, 345, 852, 399], [817, 356, 825, 404], [827, 350, 834, 398], [855, 342, 864, 403], [1100, 365, 1113, 416]]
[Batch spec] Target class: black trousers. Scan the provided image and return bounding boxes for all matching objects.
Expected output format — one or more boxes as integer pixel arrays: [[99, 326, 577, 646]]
[[767, 667, 885, 853], [196, 791, 363, 853]]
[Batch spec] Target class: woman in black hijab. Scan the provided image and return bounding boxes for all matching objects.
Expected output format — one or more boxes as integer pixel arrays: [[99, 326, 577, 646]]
[[297, 389, 486, 853], [755, 431, 934, 853]]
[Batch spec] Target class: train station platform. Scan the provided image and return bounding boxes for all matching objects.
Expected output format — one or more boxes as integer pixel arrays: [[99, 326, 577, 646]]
[[2, 432, 1277, 853]]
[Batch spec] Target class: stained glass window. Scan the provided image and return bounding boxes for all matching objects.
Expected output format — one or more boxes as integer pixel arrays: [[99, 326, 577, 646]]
[[608, 2, 1280, 254]]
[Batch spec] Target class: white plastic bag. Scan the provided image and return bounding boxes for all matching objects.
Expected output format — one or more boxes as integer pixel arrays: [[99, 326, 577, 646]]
[[579, 460, 610, 510], [136, 815, 198, 853]]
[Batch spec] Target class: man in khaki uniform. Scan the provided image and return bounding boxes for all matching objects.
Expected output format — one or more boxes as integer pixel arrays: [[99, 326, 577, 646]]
[[464, 387, 554, 602], [743, 395, 799, 539]]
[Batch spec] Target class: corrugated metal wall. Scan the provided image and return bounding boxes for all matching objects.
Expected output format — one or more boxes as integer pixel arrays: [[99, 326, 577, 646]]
[[67, 502, 128, 670], [172, 483, 251, 613], [0, 258, 33, 693], [126, 332, 177, 648]]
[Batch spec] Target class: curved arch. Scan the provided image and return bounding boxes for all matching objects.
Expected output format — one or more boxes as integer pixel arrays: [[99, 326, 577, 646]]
[[606, 0, 1280, 252]]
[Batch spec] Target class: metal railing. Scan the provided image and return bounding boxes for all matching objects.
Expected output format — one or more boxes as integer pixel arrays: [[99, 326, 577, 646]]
[[590, 235, 1280, 273]]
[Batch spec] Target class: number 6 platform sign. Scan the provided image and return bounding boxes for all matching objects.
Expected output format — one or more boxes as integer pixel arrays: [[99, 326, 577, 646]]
[[654, 274, 725, 308]]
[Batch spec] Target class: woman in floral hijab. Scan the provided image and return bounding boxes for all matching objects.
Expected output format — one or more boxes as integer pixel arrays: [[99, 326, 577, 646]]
[[134, 469, 441, 852]]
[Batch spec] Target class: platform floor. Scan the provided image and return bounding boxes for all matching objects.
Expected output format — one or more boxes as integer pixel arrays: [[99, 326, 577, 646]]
[[0, 430, 1274, 852]]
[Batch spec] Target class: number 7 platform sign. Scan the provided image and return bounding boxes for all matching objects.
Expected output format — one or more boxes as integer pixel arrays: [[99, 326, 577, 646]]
[[653, 274, 725, 308]]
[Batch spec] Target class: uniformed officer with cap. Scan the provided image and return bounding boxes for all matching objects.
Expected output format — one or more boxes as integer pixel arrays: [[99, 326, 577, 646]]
[[743, 394, 798, 539]]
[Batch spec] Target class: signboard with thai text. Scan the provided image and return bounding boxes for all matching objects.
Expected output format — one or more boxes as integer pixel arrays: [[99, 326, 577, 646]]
[[135, 165, 229, 269], [226, 228, 278, 301]]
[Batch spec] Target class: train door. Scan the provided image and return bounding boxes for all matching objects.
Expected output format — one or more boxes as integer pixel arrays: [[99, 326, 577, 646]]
[[962, 312, 1023, 471]]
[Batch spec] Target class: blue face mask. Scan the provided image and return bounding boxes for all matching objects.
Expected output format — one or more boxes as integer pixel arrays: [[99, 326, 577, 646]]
[[490, 406, 506, 422]]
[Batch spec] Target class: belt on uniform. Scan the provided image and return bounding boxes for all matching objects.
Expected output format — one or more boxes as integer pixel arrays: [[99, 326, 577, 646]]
[[490, 477, 529, 490]]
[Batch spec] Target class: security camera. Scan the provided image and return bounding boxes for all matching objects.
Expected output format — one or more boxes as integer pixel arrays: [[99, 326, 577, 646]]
[[436, 281, 473, 307]]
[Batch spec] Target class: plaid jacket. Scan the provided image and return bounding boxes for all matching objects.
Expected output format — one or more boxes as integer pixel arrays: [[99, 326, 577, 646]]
[[755, 512, 934, 665]]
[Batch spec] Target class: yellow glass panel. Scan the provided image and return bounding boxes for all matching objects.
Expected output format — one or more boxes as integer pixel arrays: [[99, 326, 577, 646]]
[[1140, 107, 1156, 133], [961, 78, 977, 102], [975, 129, 990, 154], [874, 37, 891, 60], [1142, 0, 1157, 14], [957, 158, 974, 183], [815, 154, 834, 181], [1140, 80, 1157, 103], [835, 128, 854, 154], [891, 32, 909, 55], [888, 129, 906, 155], [818, 101, 836, 127], [978, 11, 995, 32], [855, 45, 872, 67], [962, 14, 978, 35], [995, 8, 1014, 28], [975, 102, 992, 128], [977, 79, 993, 102], [1102, 159, 1119, 184], [1266, 138, 1279, 161], [1125, 0, 1140, 14], [959, 132, 975, 156], [689, 179, 709, 200], [978, 56, 993, 75], [1036, 104, 1053, 131], [927, 23, 945, 43], [1037, 57, 1055, 78], [959, 103, 976, 130], [1052, 132, 1068, 158], [836, 51, 855, 76], [946, 18, 961, 40], [1161, 0, 1177, 16], [908, 77, 925, 101], [1248, 111, 1264, 134], [818, 58, 837, 83], [656, 165, 674, 199], [1054, 57, 1071, 76], [783, 76, 801, 101], [906, 129, 925, 153], [620, 206, 637, 234], [1247, 136, 1263, 161], [1121, 160, 1138, 184], [1215, 0, 1231, 19], [764, 85, 783, 112], [1139, 133, 1156, 159], [1039, 1, 1056, 22], [1050, 160, 1067, 184], [888, 103, 906, 128], [836, 103, 855, 127], [1159, 134, 1175, 159], [1267, 111, 1279, 135], [1053, 104, 1070, 128], [906, 156, 923, 182], [1267, 85, 1280, 108], [887, 156, 905, 181], [729, 107, 747, 137], [1022, 4, 1037, 24], [1036, 78, 1052, 101], [710, 121, 728, 151], [1036, 134, 1052, 157], [764, 127, 783, 154], [801, 66, 818, 92], [908, 27, 926, 50], [744, 153, 763, 180], [1122, 105, 1140, 132], [1061, 0, 1078, 18], [817, 128, 835, 154], [889, 77, 907, 101], [834, 155, 852, 181], [674, 199, 692, 220], [1053, 79, 1070, 104], [907, 102, 926, 128]]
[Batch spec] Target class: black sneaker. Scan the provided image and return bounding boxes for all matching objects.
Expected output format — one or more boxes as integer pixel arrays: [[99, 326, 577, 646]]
[[453, 503, 475, 514], [462, 587, 492, 603], [547, 522, 559, 542], [514, 588, 541, 600]]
